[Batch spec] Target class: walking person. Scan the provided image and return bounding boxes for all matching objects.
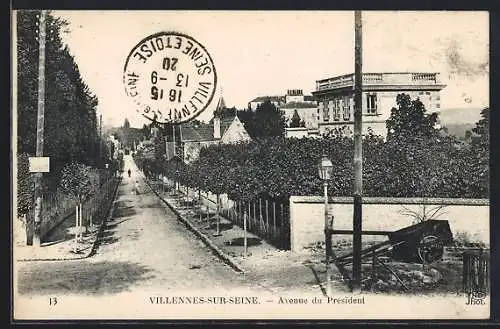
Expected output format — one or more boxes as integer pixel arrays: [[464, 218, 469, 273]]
[[134, 180, 140, 195]]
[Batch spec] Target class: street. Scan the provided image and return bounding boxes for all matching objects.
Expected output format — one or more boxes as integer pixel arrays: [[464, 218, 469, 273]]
[[16, 155, 273, 296]]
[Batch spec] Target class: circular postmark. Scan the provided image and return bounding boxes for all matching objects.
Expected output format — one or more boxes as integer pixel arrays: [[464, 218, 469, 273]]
[[123, 31, 217, 124]]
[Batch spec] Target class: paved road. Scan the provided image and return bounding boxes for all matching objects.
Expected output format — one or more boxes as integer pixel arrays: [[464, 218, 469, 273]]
[[16, 155, 272, 297]]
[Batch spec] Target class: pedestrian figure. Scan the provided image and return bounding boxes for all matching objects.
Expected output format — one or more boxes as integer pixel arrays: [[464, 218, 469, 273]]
[[128, 169, 131, 178], [135, 180, 140, 195]]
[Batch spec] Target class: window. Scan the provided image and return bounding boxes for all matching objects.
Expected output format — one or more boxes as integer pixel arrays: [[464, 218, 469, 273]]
[[436, 103, 440, 108], [366, 93, 377, 115], [343, 97, 351, 120], [322, 101, 330, 122], [334, 99, 341, 121], [436, 93, 440, 100]]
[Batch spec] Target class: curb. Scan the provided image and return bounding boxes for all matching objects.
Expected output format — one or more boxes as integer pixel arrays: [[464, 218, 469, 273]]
[[144, 178, 245, 274], [16, 177, 122, 262]]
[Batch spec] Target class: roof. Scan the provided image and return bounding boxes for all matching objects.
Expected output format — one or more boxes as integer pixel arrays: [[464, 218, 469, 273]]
[[280, 102, 318, 109], [180, 117, 236, 142], [249, 96, 286, 103], [216, 96, 226, 112]]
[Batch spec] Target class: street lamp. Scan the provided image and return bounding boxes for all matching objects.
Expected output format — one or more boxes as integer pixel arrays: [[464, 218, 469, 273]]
[[318, 154, 333, 296]]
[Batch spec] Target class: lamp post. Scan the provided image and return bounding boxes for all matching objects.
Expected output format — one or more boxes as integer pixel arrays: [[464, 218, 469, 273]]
[[318, 155, 333, 296]]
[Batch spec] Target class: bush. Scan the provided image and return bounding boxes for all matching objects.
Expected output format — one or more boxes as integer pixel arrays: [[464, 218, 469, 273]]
[[17, 153, 34, 216], [134, 129, 488, 202]]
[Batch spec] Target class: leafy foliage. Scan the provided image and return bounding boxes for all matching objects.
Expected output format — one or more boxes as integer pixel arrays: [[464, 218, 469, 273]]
[[386, 94, 439, 141], [236, 100, 286, 138], [59, 162, 99, 201], [17, 10, 105, 191], [289, 110, 302, 128], [17, 153, 35, 215], [134, 94, 489, 203]]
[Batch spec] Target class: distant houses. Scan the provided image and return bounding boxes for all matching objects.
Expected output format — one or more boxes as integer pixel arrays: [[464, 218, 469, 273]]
[[166, 97, 252, 163]]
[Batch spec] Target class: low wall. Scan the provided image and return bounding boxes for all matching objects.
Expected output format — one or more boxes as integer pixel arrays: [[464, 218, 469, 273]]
[[289, 196, 490, 252]]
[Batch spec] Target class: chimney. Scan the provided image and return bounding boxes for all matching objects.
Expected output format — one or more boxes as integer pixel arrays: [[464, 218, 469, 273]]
[[214, 116, 221, 139]]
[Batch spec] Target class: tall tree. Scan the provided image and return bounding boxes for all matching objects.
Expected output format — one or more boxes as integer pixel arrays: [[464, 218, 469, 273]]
[[386, 93, 439, 142], [237, 100, 286, 138], [289, 109, 302, 128], [17, 10, 101, 189]]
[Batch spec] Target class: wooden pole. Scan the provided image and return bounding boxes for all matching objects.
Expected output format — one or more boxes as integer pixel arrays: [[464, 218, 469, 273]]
[[265, 199, 269, 238], [352, 10, 364, 293], [273, 201, 276, 238], [74, 203, 79, 251], [32, 10, 47, 247], [324, 181, 332, 296], [243, 210, 248, 257], [215, 194, 220, 236]]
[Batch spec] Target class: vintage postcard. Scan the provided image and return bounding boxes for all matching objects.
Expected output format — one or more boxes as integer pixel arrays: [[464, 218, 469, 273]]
[[12, 10, 490, 320]]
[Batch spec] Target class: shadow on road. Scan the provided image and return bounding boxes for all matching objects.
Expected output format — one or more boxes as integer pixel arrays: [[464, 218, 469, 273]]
[[95, 229, 120, 247], [17, 260, 154, 296], [111, 204, 136, 218], [41, 213, 76, 246]]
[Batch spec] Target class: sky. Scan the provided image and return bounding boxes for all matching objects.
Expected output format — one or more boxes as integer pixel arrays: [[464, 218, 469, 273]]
[[52, 10, 489, 128]]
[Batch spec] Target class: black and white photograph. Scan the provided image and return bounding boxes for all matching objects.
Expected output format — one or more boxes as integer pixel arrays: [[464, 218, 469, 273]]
[[12, 10, 490, 320]]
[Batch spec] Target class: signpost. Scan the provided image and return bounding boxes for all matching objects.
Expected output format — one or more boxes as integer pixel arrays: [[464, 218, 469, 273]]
[[32, 10, 47, 247]]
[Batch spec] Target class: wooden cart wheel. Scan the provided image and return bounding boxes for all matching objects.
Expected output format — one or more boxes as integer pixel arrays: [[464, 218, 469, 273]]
[[417, 234, 444, 264]]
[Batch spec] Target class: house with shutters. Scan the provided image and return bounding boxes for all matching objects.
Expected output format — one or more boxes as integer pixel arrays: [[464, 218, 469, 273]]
[[312, 72, 447, 138], [166, 97, 252, 163]]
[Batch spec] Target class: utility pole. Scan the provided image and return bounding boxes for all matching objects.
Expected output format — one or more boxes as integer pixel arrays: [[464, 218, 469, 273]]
[[352, 10, 363, 292], [32, 10, 47, 247], [99, 114, 103, 161]]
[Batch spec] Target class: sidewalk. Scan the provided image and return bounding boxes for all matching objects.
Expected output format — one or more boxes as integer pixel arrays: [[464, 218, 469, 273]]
[[14, 178, 121, 262], [145, 178, 349, 296]]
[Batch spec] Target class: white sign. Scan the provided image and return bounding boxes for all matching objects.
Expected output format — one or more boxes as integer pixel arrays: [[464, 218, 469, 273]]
[[123, 31, 217, 124], [28, 157, 50, 173]]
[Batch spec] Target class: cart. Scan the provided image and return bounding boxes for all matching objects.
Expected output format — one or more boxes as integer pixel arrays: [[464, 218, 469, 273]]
[[333, 220, 454, 266]]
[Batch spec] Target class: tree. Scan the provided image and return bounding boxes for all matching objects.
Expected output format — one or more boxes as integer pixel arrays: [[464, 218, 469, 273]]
[[238, 100, 286, 138], [213, 106, 237, 120], [289, 110, 302, 128], [472, 107, 489, 148], [386, 93, 439, 141], [17, 10, 101, 189], [123, 118, 131, 129]]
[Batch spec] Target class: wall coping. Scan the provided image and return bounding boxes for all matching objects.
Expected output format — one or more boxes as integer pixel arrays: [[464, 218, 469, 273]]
[[289, 196, 490, 206]]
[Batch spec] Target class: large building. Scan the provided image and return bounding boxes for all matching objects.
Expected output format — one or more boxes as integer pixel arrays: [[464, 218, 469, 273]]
[[311, 72, 447, 137]]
